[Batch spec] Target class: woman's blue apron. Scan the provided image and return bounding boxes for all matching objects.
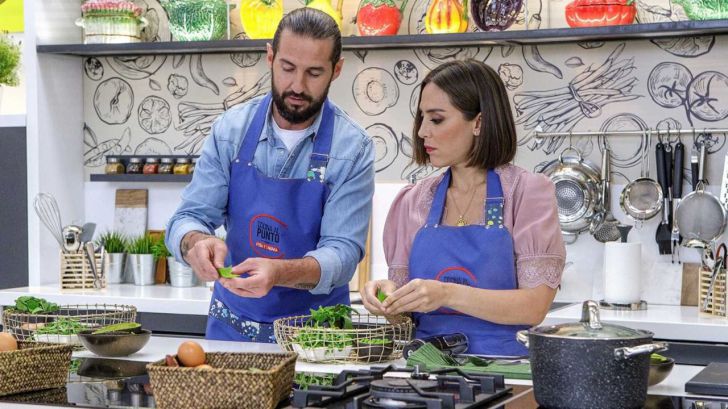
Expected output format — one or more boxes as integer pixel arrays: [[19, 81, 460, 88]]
[[206, 94, 349, 342], [408, 168, 528, 356]]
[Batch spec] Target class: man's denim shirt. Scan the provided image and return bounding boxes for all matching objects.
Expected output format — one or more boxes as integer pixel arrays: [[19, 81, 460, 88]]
[[166, 95, 375, 295]]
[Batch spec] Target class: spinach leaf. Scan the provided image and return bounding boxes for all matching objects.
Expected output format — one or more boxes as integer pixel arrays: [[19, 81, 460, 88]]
[[14, 296, 59, 314]]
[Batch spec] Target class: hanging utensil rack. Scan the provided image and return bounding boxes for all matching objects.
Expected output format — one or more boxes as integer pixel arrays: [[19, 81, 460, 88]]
[[535, 127, 728, 138]]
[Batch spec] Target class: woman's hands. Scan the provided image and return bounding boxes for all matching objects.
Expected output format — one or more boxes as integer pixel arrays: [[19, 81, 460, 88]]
[[361, 279, 398, 315], [384, 279, 451, 314], [361, 279, 451, 315]]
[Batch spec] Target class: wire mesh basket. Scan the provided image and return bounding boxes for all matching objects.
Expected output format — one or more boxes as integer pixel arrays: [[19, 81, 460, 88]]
[[274, 313, 412, 363], [2, 304, 137, 346]]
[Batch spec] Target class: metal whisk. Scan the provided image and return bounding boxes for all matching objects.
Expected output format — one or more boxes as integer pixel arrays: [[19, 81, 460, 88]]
[[33, 193, 64, 249]]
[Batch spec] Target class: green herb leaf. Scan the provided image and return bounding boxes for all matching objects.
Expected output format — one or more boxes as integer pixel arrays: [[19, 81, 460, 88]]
[[14, 296, 59, 314], [376, 289, 388, 302], [217, 266, 237, 278], [34, 317, 86, 335]]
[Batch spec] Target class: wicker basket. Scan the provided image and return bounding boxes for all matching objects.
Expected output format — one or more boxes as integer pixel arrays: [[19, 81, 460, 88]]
[[147, 352, 297, 409], [0, 341, 73, 396], [274, 313, 413, 363], [2, 304, 137, 344]]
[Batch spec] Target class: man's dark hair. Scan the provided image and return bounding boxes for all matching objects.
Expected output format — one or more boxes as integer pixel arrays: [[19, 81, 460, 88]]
[[271, 8, 342, 67]]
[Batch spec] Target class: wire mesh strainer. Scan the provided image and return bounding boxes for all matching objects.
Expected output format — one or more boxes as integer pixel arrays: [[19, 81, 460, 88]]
[[620, 130, 663, 222]]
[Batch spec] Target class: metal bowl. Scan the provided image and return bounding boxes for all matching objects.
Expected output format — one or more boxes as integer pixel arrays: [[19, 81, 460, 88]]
[[648, 356, 675, 386], [78, 329, 151, 357]]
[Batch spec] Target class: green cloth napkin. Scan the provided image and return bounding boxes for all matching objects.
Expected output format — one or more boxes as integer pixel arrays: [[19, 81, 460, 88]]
[[406, 343, 532, 380]]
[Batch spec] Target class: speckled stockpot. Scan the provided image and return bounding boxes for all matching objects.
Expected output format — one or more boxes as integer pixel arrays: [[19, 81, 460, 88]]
[[518, 300, 667, 409]]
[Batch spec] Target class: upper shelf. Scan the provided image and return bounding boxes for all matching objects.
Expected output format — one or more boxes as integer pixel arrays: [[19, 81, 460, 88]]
[[37, 20, 728, 56]]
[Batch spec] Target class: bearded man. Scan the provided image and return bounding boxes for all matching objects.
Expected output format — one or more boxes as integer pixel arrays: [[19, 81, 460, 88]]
[[166, 8, 374, 342]]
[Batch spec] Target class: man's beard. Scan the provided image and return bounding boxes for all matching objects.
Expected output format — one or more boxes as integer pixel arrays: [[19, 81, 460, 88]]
[[271, 75, 330, 124]]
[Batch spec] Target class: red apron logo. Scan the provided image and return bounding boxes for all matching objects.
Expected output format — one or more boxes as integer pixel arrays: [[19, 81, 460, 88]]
[[248, 214, 287, 259], [434, 266, 477, 315]]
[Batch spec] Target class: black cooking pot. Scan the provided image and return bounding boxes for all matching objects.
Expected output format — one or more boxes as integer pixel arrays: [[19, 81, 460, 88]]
[[517, 300, 667, 409]]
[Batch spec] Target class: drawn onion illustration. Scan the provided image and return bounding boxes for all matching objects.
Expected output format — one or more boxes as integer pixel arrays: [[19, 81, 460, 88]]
[[367, 123, 399, 172], [394, 60, 418, 85], [84, 57, 104, 81], [93, 78, 134, 125], [138, 95, 172, 134], [353, 68, 399, 116]]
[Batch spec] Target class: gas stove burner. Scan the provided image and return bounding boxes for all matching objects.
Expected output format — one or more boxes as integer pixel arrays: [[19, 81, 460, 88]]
[[362, 397, 427, 409], [370, 378, 438, 395]]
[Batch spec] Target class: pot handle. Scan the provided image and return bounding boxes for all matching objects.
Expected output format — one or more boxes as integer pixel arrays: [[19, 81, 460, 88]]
[[580, 300, 603, 330], [614, 341, 668, 360], [516, 330, 529, 348]]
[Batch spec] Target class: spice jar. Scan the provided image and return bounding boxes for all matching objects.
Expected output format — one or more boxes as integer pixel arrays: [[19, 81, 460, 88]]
[[127, 157, 143, 174], [174, 157, 191, 174], [190, 157, 197, 174], [143, 158, 159, 174], [105, 157, 125, 174], [159, 158, 174, 174]]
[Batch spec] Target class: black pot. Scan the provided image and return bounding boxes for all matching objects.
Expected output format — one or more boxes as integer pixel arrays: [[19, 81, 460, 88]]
[[517, 300, 667, 409]]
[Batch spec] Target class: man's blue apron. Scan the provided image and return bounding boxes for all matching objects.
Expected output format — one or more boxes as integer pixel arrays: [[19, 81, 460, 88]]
[[408, 168, 528, 356], [206, 94, 350, 342]]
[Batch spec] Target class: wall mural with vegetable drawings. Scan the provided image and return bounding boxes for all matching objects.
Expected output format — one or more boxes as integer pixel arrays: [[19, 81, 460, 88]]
[[83, 33, 728, 187]]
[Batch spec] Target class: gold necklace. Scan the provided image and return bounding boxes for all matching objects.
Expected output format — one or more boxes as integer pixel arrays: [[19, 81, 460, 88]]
[[448, 186, 479, 227]]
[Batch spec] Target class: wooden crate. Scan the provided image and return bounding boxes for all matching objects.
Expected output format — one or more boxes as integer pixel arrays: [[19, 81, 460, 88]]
[[699, 266, 726, 316], [59, 251, 105, 290]]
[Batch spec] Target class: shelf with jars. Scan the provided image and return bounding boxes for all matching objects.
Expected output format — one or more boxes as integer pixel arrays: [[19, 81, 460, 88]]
[[90, 155, 197, 182], [36, 18, 728, 56]]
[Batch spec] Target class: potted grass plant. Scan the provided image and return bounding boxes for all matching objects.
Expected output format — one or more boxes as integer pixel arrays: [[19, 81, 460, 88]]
[[154, 235, 197, 287], [151, 234, 170, 285], [97, 231, 127, 284], [0, 33, 21, 107], [125, 234, 155, 286]]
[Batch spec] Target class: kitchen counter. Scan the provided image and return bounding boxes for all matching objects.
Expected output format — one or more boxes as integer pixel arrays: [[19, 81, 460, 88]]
[[0, 335, 717, 409], [0, 285, 365, 315], [70, 335, 704, 395], [543, 303, 728, 343]]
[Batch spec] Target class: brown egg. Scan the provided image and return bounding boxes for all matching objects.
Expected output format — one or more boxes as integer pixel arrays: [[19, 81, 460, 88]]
[[0, 332, 18, 352], [196, 364, 213, 370], [177, 341, 205, 367]]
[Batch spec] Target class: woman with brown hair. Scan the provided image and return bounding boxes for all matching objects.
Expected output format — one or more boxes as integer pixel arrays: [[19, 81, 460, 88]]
[[361, 59, 566, 356]]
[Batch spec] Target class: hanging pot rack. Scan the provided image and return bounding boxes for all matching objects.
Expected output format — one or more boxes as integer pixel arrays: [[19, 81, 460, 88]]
[[534, 127, 728, 139]]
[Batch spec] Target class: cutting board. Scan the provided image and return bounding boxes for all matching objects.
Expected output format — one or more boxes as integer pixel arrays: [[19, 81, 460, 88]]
[[681, 262, 700, 306], [114, 189, 148, 238], [686, 362, 728, 396]]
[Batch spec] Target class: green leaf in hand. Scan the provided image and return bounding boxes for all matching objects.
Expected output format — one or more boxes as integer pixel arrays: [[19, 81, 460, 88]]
[[376, 289, 388, 302], [217, 266, 237, 279]]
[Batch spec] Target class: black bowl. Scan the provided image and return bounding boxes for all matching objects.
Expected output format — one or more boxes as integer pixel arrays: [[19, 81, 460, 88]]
[[648, 357, 675, 386], [354, 339, 394, 363], [78, 329, 151, 357]]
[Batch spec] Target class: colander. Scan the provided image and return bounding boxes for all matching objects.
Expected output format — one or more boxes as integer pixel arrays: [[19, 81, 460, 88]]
[[541, 147, 602, 239]]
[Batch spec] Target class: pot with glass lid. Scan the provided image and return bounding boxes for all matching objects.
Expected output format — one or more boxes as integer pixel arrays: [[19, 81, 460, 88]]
[[517, 300, 667, 409]]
